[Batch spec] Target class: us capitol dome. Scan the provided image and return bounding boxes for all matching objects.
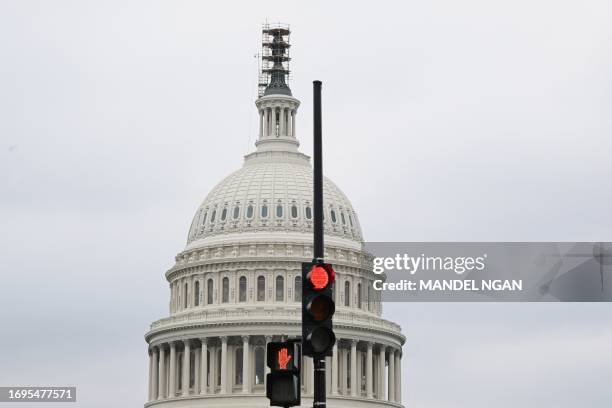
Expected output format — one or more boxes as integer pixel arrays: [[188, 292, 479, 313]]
[[144, 24, 405, 408]]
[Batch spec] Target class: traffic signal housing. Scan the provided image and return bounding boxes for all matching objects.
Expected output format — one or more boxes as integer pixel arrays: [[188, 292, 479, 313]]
[[266, 340, 301, 407], [302, 262, 336, 357]]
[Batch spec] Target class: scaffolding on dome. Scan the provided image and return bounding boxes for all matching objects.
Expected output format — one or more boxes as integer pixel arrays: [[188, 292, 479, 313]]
[[258, 23, 291, 97]]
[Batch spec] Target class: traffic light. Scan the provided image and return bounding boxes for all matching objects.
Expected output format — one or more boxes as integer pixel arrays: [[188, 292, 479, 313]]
[[302, 262, 336, 357], [266, 340, 301, 407]]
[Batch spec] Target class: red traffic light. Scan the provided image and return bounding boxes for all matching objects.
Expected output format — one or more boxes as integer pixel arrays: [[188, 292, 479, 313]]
[[307, 264, 335, 290]]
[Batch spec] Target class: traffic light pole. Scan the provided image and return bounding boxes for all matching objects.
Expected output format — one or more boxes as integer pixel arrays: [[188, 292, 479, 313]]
[[313, 80, 324, 261], [312, 80, 326, 408]]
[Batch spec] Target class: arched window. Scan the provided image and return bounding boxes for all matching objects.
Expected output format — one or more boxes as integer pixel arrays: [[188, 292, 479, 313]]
[[194, 281, 200, 307], [275, 276, 284, 301], [257, 276, 265, 301], [221, 207, 227, 221], [305, 206, 312, 220], [294, 276, 301, 302], [330, 209, 337, 223], [239, 276, 247, 302], [254, 347, 265, 385], [261, 203, 268, 218], [344, 281, 351, 307], [276, 203, 283, 218], [184, 283, 189, 308], [291, 204, 298, 218], [210, 209, 216, 222], [222, 277, 229, 303], [348, 213, 353, 227], [207, 278, 213, 304], [233, 206, 240, 219], [201, 211, 207, 225], [341, 211, 346, 225], [357, 283, 362, 309], [235, 347, 243, 385], [246, 204, 254, 219]]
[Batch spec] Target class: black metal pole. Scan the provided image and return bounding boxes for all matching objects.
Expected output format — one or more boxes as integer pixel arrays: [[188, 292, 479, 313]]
[[313, 357, 326, 408], [312, 80, 326, 408], [313, 80, 324, 261]]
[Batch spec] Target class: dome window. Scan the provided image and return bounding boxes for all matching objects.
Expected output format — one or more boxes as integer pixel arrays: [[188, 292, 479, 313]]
[[275, 276, 284, 301], [239, 276, 247, 302], [211, 210, 216, 223], [194, 281, 200, 306], [201, 211, 207, 226], [261, 204, 268, 218], [207, 279, 213, 304], [246, 204, 254, 219], [184, 283, 189, 308], [291, 204, 298, 219], [294, 276, 302, 302], [222, 277, 229, 303], [276, 204, 283, 218], [344, 281, 351, 307], [341, 211, 346, 225], [257, 276, 265, 301], [221, 208, 227, 221], [233, 206, 240, 219], [305, 206, 312, 220], [330, 209, 337, 223], [348, 213, 353, 227]]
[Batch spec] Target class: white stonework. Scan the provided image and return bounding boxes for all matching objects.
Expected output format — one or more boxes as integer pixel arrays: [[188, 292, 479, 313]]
[[145, 82, 405, 408]]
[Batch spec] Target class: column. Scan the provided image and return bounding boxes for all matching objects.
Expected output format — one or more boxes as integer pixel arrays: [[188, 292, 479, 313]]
[[291, 110, 296, 137], [388, 348, 395, 402], [182, 341, 191, 396], [378, 346, 386, 401], [307, 357, 314, 395], [331, 342, 339, 395], [263, 107, 269, 137], [209, 347, 216, 393], [194, 346, 200, 394], [395, 351, 401, 403], [264, 335, 272, 387], [242, 335, 250, 393], [148, 349, 154, 401], [220, 336, 227, 394], [169, 342, 177, 397], [279, 107, 286, 136], [325, 356, 332, 391], [200, 338, 208, 395], [150, 348, 159, 401], [158, 346, 166, 400], [350, 340, 358, 396], [340, 349, 347, 395], [259, 109, 264, 138], [366, 342, 373, 398], [287, 109, 292, 137]]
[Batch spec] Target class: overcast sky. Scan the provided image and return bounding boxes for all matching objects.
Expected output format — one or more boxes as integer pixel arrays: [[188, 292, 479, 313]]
[[1, 1, 611, 407]]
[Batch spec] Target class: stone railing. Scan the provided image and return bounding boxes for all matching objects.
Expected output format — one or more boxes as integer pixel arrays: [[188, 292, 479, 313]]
[[149, 307, 402, 335]]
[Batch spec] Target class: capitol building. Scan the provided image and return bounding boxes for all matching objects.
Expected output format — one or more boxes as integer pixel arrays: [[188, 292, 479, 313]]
[[144, 25, 405, 408]]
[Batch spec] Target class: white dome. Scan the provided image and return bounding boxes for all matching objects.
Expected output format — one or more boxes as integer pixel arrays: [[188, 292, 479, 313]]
[[186, 152, 363, 247]]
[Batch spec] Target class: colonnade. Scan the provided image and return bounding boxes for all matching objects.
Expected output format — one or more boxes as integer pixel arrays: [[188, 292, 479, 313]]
[[259, 106, 296, 138], [147, 336, 401, 404]]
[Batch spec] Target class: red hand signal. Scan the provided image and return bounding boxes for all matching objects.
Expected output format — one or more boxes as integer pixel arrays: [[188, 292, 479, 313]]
[[277, 347, 292, 370]]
